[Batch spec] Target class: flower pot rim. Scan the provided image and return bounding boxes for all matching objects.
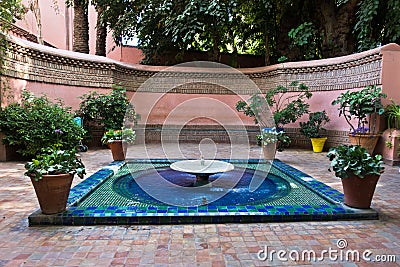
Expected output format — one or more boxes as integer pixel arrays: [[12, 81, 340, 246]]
[[338, 173, 382, 179], [310, 137, 328, 140], [348, 133, 382, 137], [27, 173, 74, 179]]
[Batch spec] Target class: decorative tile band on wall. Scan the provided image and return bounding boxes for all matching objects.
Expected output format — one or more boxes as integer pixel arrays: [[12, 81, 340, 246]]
[[3, 36, 384, 94], [82, 124, 347, 148]]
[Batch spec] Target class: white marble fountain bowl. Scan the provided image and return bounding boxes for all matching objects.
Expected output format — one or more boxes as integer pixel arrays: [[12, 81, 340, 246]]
[[170, 160, 234, 175]]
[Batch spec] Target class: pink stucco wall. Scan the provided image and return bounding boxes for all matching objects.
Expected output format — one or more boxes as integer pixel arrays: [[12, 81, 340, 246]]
[[15, 0, 127, 60], [15, 0, 72, 50]]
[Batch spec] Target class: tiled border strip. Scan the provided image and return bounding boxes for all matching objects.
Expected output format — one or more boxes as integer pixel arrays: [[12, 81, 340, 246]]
[[28, 159, 378, 226], [5, 35, 390, 93]]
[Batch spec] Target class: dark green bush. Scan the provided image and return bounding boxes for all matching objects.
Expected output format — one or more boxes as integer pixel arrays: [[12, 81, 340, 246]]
[[77, 84, 136, 130], [0, 91, 85, 157]]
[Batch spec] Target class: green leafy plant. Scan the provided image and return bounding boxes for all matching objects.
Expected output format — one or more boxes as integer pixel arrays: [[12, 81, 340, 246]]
[[77, 84, 136, 130], [24, 146, 86, 181], [327, 145, 384, 179], [0, 91, 85, 157], [288, 22, 320, 60], [331, 85, 386, 134], [385, 141, 393, 149], [236, 81, 309, 152], [101, 128, 136, 145], [236, 81, 312, 128], [260, 127, 283, 145], [385, 99, 400, 130], [277, 133, 291, 152], [299, 111, 330, 138]]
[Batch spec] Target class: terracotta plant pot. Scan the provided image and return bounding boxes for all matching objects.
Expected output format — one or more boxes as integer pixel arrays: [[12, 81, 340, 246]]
[[310, 137, 327, 153], [341, 174, 380, 209], [30, 173, 74, 214], [262, 142, 276, 160], [348, 134, 380, 154], [109, 140, 126, 161]]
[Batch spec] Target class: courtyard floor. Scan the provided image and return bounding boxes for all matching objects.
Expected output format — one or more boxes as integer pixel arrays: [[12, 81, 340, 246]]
[[0, 145, 399, 266]]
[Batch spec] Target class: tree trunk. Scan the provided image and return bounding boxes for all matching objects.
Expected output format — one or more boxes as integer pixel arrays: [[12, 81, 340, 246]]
[[318, 0, 358, 57], [212, 17, 219, 62], [95, 6, 107, 56], [264, 29, 270, 66], [73, 0, 89, 54], [29, 0, 43, 45]]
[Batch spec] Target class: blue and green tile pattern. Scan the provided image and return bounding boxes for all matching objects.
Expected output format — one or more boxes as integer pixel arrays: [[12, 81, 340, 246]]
[[28, 159, 378, 225]]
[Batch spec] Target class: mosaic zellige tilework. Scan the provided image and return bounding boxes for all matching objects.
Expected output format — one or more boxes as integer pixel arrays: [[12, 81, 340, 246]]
[[29, 159, 378, 225]]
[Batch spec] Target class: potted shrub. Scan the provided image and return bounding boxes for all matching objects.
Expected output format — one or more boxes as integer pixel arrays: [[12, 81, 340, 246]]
[[77, 85, 137, 147], [101, 128, 136, 161], [0, 90, 85, 158], [24, 146, 86, 214], [236, 81, 312, 151], [259, 127, 290, 159], [327, 145, 384, 209], [381, 100, 400, 165], [331, 85, 387, 154], [299, 111, 330, 152]]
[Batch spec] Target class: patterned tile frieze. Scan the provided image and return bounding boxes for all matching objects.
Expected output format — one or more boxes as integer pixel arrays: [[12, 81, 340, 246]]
[[2, 36, 384, 94]]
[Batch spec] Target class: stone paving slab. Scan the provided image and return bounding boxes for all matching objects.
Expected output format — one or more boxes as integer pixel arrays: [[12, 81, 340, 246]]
[[0, 145, 399, 266]]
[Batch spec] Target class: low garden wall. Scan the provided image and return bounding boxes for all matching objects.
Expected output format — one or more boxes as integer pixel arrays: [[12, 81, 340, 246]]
[[1, 36, 400, 163]]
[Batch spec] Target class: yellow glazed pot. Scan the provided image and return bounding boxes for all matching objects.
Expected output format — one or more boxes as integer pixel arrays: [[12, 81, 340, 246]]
[[310, 137, 327, 153]]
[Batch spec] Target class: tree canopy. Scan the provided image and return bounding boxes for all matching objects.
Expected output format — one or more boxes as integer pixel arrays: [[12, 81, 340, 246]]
[[96, 0, 400, 66]]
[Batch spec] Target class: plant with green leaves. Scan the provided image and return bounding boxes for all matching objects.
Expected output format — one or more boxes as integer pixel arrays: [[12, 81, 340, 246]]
[[0, 0, 25, 70], [77, 84, 136, 130], [327, 145, 384, 179], [259, 127, 283, 145], [24, 146, 86, 181], [331, 85, 386, 135], [236, 81, 312, 128], [385, 99, 400, 130], [300, 111, 330, 138], [288, 22, 321, 60], [101, 128, 136, 145], [0, 91, 85, 157]]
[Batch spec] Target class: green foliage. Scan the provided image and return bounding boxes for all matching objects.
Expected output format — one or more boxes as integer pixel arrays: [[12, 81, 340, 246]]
[[277, 56, 288, 63], [265, 81, 313, 127], [277, 133, 291, 152], [24, 146, 86, 181], [300, 111, 330, 138], [354, 0, 400, 52], [236, 81, 312, 128], [327, 145, 384, 179], [385, 100, 400, 130], [98, 0, 399, 65], [101, 128, 136, 145], [0, 0, 25, 71], [331, 85, 386, 133], [77, 85, 136, 130], [385, 141, 393, 149], [353, 0, 380, 51], [260, 127, 282, 145], [288, 22, 321, 60], [0, 91, 85, 157]]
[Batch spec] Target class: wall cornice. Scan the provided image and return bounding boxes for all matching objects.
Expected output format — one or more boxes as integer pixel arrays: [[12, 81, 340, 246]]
[[2, 35, 393, 94]]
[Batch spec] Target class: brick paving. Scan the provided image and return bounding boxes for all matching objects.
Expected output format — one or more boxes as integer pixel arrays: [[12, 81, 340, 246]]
[[0, 145, 399, 266]]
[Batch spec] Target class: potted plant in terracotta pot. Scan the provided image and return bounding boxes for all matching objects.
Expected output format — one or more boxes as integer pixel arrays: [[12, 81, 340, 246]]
[[331, 85, 386, 154], [300, 111, 330, 152], [259, 127, 288, 159], [236, 81, 311, 151], [101, 128, 136, 161], [24, 146, 86, 214], [327, 145, 384, 209], [380, 100, 400, 165]]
